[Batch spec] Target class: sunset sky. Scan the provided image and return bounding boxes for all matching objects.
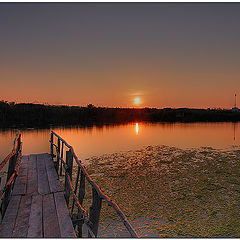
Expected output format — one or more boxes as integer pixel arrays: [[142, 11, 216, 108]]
[[1, 2, 240, 108]]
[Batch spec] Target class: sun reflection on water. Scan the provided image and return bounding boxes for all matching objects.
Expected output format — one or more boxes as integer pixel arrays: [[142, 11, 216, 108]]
[[135, 123, 139, 135]]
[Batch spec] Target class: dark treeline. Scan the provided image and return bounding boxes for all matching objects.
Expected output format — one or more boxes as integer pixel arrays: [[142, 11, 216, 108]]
[[0, 101, 240, 128]]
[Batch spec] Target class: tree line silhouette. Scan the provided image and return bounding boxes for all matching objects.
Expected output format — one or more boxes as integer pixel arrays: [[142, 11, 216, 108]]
[[0, 101, 240, 128]]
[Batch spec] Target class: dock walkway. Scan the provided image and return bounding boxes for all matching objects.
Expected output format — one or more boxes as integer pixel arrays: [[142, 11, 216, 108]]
[[0, 131, 138, 238], [0, 153, 76, 238]]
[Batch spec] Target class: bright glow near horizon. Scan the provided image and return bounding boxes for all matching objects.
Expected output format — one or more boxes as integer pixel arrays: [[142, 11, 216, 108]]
[[134, 97, 141, 105]]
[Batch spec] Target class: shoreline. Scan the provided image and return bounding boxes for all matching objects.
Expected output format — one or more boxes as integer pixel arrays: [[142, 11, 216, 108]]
[[1, 101, 240, 128]]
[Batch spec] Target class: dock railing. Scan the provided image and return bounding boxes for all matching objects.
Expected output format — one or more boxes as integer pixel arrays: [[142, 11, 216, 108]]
[[50, 130, 139, 238], [0, 131, 22, 222]]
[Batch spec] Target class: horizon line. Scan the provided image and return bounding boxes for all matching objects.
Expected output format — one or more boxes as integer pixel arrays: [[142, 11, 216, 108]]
[[0, 100, 238, 111]]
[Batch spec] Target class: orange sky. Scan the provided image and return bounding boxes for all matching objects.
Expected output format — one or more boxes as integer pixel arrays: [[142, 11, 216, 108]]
[[1, 3, 240, 109]]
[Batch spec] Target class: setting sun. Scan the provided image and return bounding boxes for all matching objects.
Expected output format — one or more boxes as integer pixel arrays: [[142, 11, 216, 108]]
[[134, 97, 141, 105]]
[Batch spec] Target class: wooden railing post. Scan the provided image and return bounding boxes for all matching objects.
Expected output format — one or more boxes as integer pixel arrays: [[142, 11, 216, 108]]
[[78, 170, 85, 205], [50, 132, 53, 161], [56, 138, 60, 172], [2, 153, 17, 216], [70, 167, 80, 218], [17, 134, 21, 153], [0, 133, 21, 220], [65, 149, 73, 206], [88, 188, 102, 237], [49, 131, 139, 238], [60, 141, 64, 176], [76, 169, 85, 237], [6, 154, 17, 182]]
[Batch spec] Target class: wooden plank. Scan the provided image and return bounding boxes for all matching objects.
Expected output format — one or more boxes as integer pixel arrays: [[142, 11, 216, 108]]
[[0, 195, 21, 237], [26, 155, 38, 195], [54, 192, 76, 238], [11, 195, 32, 237], [43, 193, 61, 237], [27, 195, 43, 238], [2, 153, 76, 238], [12, 155, 28, 196], [44, 154, 62, 193], [37, 154, 50, 195]]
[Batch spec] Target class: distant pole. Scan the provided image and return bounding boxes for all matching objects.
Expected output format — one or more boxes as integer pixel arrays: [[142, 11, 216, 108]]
[[235, 94, 237, 108]]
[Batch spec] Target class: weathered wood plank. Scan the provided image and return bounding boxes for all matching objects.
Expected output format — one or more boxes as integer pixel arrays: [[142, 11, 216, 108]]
[[11, 195, 32, 237], [1, 153, 77, 238], [27, 195, 43, 238], [43, 193, 61, 237], [12, 156, 28, 196], [37, 154, 50, 195], [0, 195, 21, 237], [44, 154, 62, 193], [54, 192, 76, 238], [26, 155, 38, 195]]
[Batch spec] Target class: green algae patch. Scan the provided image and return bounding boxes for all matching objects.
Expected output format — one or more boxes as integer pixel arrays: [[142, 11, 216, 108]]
[[82, 145, 240, 237]]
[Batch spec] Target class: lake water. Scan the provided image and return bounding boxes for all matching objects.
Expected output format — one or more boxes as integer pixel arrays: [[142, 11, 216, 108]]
[[1, 122, 240, 237], [0, 122, 239, 163]]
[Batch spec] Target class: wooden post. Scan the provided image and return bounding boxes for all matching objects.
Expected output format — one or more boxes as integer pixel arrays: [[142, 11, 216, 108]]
[[50, 132, 53, 161], [17, 134, 21, 153], [70, 166, 80, 218], [77, 170, 85, 237], [2, 153, 17, 217], [88, 188, 102, 237], [60, 141, 64, 176], [65, 149, 73, 206], [6, 154, 17, 182], [0, 133, 21, 220], [56, 138, 60, 173], [78, 170, 85, 205]]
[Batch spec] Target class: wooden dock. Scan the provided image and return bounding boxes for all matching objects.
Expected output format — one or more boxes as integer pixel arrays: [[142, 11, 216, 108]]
[[0, 131, 138, 238], [0, 153, 76, 238]]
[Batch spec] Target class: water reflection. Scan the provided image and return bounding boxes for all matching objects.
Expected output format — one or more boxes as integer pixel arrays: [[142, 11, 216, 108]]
[[0, 122, 240, 162], [135, 123, 139, 135], [233, 122, 237, 142]]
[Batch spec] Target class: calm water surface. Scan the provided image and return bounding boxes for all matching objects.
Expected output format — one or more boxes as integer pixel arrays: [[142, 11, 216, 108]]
[[0, 122, 239, 162]]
